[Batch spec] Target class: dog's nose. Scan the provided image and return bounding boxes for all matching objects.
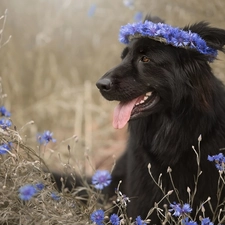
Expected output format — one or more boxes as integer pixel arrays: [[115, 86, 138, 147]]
[[96, 78, 112, 91]]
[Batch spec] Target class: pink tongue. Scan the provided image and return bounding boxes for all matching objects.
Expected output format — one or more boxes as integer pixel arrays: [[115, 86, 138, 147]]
[[113, 97, 139, 129]]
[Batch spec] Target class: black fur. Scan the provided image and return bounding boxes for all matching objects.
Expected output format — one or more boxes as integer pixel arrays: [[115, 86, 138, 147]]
[[96, 16, 225, 224]]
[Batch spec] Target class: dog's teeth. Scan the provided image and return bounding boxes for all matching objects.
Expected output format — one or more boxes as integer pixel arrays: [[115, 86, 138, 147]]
[[136, 93, 152, 106]]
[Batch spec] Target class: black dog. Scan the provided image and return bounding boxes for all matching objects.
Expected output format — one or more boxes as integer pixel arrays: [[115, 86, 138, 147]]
[[96, 15, 225, 224]]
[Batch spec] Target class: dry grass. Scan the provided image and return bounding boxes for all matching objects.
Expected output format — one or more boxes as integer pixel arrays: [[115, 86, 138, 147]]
[[0, 1, 225, 224], [0, 127, 108, 225]]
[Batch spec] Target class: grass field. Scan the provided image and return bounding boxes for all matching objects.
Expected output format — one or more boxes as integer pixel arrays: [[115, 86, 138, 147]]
[[0, 0, 225, 224], [0, 0, 225, 171]]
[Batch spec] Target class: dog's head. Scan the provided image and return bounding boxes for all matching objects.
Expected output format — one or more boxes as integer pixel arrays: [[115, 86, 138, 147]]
[[96, 16, 225, 129]]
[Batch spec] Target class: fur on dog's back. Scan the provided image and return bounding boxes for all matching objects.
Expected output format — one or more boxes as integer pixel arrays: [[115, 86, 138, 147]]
[[96, 16, 225, 224]]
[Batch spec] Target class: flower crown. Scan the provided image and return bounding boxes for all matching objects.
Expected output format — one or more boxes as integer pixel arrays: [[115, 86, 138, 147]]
[[119, 21, 218, 61]]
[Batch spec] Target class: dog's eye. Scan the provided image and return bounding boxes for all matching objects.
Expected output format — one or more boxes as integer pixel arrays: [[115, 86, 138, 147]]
[[140, 56, 150, 63]]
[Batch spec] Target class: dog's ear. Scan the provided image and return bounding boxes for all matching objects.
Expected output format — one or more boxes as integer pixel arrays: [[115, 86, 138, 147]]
[[144, 14, 164, 23], [185, 22, 225, 52]]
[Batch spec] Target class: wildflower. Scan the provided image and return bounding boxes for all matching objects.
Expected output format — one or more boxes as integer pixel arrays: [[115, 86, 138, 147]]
[[182, 203, 192, 213], [110, 214, 120, 225], [169, 202, 182, 217], [51, 192, 60, 201], [38, 130, 56, 145], [0, 106, 11, 117], [208, 153, 225, 170], [116, 189, 131, 207], [119, 20, 217, 60], [201, 217, 214, 225], [134, 12, 143, 22], [88, 4, 96, 17], [135, 216, 146, 225], [169, 202, 192, 217], [90, 209, 104, 225], [0, 118, 12, 129], [171, 30, 190, 47], [19, 184, 37, 200], [35, 183, 44, 191], [0, 142, 12, 155], [182, 217, 197, 225], [92, 170, 112, 190]]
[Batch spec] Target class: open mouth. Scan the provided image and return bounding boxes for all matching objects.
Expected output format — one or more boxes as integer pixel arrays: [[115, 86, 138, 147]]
[[113, 91, 160, 129]]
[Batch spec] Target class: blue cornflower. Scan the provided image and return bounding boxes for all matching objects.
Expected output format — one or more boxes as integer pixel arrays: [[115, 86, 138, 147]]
[[90, 209, 104, 225], [169, 202, 192, 217], [201, 217, 214, 225], [182, 217, 197, 225], [92, 170, 112, 190], [119, 20, 218, 60], [169, 202, 182, 217], [135, 216, 146, 225], [0, 142, 12, 155], [134, 12, 143, 22], [208, 153, 225, 170], [115, 188, 131, 207], [19, 184, 37, 200], [0, 118, 12, 129], [35, 183, 44, 191], [109, 214, 120, 225], [88, 4, 96, 17], [182, 203, 192, 213], [38, 130, 56, 145], [171, 30, 190, 47], [51, 192, 61, 201], [0, 106, 11, 117], [208, 153, 225, 162]]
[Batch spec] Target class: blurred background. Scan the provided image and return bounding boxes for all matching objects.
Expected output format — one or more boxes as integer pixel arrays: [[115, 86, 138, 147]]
[[0, 0, 225, 172]]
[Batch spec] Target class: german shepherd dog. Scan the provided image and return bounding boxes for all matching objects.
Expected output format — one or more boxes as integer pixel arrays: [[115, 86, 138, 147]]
[[96, 16, 225, 224]]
